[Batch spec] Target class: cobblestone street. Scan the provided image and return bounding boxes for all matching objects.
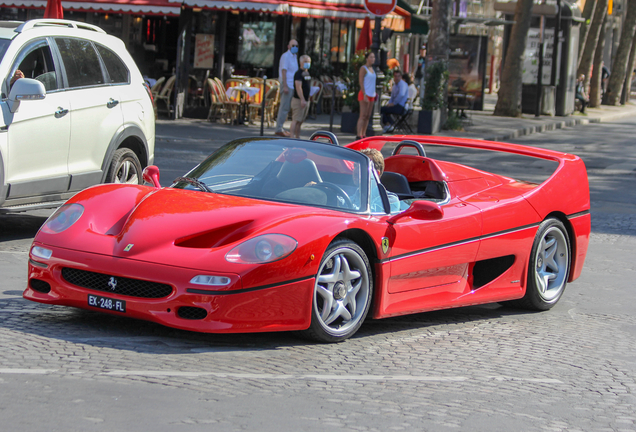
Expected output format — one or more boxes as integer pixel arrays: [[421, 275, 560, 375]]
[[1, 118, 635, 431]]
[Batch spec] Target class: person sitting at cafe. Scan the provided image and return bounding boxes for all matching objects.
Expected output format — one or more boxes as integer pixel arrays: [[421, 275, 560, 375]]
[[381, 70, 409, 133]]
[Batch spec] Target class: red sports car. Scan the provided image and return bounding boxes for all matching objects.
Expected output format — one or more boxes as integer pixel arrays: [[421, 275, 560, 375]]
[[24, 133, 590, 342]]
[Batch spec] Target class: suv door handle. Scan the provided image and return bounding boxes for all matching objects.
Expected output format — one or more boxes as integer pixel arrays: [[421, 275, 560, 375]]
[[107, 98, 119, 108], [55, 107, 69, 118]]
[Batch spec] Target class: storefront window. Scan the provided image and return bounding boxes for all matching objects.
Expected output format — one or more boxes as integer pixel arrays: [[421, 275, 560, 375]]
[[237, 21, 276, 69]]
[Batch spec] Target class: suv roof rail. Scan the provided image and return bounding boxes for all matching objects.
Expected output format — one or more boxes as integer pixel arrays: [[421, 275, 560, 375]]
[[15, 19, 106, 34], [0, 21, 23, 29]]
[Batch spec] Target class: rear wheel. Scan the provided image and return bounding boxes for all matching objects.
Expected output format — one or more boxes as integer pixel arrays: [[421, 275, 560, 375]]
[[303, 239, 373, 342], [513, 218, 571, 310], [106, 148, 142, 184]]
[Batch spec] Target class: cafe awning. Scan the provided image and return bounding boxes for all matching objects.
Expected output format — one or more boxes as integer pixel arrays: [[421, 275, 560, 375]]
[[174, 0, 399, 20], [0, 0, 180, 16]]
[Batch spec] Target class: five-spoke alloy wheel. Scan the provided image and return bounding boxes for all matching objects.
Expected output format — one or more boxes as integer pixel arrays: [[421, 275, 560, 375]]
[[304, 239, 372, 342], [518, 218, 571, 310]]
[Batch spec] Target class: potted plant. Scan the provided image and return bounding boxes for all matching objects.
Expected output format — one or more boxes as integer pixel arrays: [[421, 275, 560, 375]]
[[418, 60, 449, 134]]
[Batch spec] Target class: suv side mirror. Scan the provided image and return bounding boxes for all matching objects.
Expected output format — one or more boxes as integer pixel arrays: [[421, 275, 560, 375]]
[[387, 200, 444, 224], [8, 78, 46, 113]]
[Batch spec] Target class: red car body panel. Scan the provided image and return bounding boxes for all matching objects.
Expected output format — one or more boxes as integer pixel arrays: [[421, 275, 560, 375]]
[[24, 136, 591, 333]]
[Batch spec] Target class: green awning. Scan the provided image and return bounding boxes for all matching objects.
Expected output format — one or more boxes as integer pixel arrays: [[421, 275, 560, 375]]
[[396, 0, 429, 34]]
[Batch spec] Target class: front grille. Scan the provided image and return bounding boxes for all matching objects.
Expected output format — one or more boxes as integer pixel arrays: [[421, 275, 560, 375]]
[[30, 278, 51, 293], [177, 306, 207, 320], [61, 268, 173, 299]]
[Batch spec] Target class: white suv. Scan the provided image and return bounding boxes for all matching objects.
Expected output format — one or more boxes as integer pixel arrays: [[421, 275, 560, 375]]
[[0, 19, 155, 212]]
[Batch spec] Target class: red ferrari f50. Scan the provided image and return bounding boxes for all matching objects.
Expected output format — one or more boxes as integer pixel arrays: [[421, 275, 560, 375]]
[[24, 133, 590, 342]]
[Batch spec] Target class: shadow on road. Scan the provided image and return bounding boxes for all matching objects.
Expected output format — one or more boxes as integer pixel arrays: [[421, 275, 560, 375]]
[[0, 296, 535, 354], [0, 214, 48, 242]]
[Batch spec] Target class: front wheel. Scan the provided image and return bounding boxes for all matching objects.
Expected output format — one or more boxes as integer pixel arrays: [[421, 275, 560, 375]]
[[516, 218, 571, 310], [106, 148, 142, 184], [302, 239, 373, 343]]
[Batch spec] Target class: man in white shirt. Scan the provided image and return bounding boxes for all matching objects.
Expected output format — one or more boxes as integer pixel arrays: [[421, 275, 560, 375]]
[[381, 70, 409, 133], [275, 39, 299, 137]]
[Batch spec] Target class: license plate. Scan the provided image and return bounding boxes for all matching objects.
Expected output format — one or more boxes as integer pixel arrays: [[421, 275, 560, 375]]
[[88, 294, 126, 313]]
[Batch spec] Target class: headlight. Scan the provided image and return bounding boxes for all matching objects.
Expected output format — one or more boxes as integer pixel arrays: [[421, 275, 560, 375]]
[[41, 204, 84, 234], [226, 234, 297, 264]]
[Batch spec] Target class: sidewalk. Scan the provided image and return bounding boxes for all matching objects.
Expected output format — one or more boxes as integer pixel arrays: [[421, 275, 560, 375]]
[[157, 93, 636, 146]]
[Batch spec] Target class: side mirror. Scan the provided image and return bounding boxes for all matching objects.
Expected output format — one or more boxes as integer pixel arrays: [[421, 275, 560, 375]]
[[387, 200, 443, 224], [143, 165, 161, 188], [8, 78, 46, 113]]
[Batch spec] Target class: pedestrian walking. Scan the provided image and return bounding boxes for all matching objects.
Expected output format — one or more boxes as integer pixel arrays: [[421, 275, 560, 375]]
[[356, 51, 376, 140], [290, 55, 312, 139], [274, 39, 299, 137]]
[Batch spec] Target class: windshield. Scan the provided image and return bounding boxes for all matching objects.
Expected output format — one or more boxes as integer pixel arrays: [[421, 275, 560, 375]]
[[172, 138, 370, 212]]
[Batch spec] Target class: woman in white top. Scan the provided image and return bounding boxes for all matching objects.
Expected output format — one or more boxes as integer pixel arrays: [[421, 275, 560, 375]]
[[356, 51, 376, 139]]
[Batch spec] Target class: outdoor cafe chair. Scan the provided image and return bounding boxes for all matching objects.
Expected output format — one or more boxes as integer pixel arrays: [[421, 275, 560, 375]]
[[208, 78, 239, 124], [150, 76, 165, 98], [155, 75, 176, 115]]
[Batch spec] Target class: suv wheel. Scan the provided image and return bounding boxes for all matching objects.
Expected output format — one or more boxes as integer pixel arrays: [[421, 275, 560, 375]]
[[107, 148, 142, 184]]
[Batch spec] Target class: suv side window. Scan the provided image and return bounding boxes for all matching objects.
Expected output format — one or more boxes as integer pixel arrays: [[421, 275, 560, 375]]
[[54, 37, 104, 88], [8, 39, 58, 94], [95, 44, 129, 84]]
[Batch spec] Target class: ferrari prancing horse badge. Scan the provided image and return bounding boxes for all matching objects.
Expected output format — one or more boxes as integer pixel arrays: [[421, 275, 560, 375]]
[[381, 237, 389, 254]]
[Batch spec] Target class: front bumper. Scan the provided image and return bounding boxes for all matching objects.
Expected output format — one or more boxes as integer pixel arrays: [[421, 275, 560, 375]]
[[24, 243, 314, 333]]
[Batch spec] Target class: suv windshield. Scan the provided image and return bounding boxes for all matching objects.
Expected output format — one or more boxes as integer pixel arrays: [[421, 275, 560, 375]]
[[172, 138, 369, 212]]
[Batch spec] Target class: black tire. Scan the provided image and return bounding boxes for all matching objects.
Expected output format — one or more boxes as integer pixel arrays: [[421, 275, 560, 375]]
[[510, 218, 571, 311], [302, 239, 373, 343], [106, 148, 143, 184]]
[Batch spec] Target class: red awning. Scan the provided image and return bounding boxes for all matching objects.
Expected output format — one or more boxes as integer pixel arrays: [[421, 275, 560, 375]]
[[174, 0, 373, 20], [0, 0, 180, 16]]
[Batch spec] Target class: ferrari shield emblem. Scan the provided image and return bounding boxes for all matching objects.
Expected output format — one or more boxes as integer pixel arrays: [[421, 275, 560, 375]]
[[381, 237, 390, 254], [124, 244, 134, 252]]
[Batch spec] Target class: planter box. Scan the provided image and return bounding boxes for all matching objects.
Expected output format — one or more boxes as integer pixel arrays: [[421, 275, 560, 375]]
[[417, 109, 441, 134], [341, 111, 376, 135]]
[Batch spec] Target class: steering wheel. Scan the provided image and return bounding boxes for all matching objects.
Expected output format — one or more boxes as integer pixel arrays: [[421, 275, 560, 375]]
[[311, 182, 353, 209]]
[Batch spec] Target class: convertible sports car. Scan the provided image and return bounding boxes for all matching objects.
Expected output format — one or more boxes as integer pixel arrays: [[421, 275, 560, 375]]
[[24, 132, 590, 342]]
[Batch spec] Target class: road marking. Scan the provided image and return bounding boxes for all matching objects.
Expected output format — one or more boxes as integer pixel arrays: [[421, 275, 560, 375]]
[[101, 371, 563, 384], [0, 368, 564, 384], [0, 369, 57, 374]]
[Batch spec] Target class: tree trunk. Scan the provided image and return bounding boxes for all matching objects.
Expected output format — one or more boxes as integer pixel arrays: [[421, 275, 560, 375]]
[[425, 0, 452, 123], [494, 0, 534, 117], [577, 0, 609, 88], [578, 0, 598, 69], [426, 0, 452, 60], [589, 16, 607, 107], [620, 35, 636, 103], [604, 0, 636, 105]]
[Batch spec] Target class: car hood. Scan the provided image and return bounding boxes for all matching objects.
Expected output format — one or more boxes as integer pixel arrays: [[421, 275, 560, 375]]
[[37, 185, 345, 272]]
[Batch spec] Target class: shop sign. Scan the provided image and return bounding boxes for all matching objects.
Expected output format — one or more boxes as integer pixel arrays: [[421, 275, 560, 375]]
[[364, 0, 397, 17], [194, 34, 215, 69]]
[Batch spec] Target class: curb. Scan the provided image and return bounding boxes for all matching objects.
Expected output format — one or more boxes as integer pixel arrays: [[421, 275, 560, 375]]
[[484, 105, 636, 142]]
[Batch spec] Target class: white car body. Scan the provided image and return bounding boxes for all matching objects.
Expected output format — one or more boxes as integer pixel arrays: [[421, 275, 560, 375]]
[[0, 19, 155, 212]]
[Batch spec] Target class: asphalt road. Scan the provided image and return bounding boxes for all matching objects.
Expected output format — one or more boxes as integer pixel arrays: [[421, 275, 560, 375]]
[[0, 118, 635, 431]]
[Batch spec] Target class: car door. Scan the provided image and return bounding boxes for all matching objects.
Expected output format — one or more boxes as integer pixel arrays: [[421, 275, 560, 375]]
[[4, 38, 70, 198], [387, 195, 483, 303], [54, 37, 123, 192]]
